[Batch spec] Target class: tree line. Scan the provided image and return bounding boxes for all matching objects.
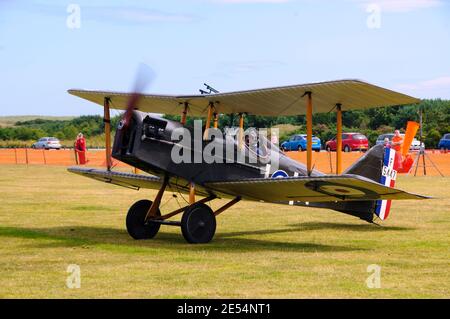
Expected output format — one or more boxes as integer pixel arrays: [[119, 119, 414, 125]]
[[0, 99, 448, 148]]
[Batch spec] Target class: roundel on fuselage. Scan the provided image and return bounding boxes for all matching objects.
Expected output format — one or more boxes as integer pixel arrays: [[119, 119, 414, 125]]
[[271, 170, 289, 178]]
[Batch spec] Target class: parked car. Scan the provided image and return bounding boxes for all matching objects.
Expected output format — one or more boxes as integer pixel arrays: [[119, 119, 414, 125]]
[[31, 137, 62, 150], [375, 133, 394, 146], [410, 138, 422, 150], [281, 134, 321, 152], [326, 133, 369, 152], [376, 133, 424, 150], [438, 133, 450, 150]]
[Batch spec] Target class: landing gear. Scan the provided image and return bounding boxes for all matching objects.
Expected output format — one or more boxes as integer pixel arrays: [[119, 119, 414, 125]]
[[124, 177, 240, 243], [126, 200, 161, 239], [181, 203, 216, 244]]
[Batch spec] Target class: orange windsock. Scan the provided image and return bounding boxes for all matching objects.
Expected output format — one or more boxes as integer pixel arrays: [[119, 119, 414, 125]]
[[402, 121, 420, 156]]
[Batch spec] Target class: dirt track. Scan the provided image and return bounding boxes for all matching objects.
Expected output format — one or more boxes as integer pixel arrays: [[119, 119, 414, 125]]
[[0, 148, 447, 176]]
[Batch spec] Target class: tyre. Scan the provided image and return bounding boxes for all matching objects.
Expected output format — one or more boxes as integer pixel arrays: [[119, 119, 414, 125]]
[[181, 203, 216, 244], [326, 145, 331, 152], [126, 199, 161, 239], [298, 145, 304, 152], [344, 145, 351, 152]]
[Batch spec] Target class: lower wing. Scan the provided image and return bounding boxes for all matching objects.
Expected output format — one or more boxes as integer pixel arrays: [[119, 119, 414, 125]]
[[68, 166, 162, 190], [68, 167, 428, 203], [204, 174, 428, 203]]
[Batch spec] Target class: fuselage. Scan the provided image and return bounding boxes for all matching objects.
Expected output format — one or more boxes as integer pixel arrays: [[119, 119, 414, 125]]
[[112, 111, 324, 190]]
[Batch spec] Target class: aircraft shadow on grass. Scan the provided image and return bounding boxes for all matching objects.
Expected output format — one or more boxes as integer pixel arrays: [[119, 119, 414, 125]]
[[0, 222, 413, 253]]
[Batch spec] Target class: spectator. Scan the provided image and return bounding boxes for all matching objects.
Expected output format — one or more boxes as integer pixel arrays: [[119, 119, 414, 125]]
[[391, 130, 404, 170], [75, 133, 87, 164], [391, 130, 403, 152], [75, 133, 86, 152]]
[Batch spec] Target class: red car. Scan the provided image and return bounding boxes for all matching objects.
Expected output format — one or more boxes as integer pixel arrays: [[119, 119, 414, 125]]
[[325, 133, 369, 152]]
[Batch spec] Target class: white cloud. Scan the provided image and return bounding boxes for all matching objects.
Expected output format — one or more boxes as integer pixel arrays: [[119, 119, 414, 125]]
[[398, 76, 450, 90], [213, 0, 290, 3], [90, 7, 195, 23], [396, 76, 450, 98], [203, 60, 287, 79], [9, 3, 195, 24], [218, 60, 287, 74], [354, 0, 443, 12]]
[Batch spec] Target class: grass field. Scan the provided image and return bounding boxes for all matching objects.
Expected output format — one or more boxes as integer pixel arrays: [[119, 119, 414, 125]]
[[0, 165, 449, 298]]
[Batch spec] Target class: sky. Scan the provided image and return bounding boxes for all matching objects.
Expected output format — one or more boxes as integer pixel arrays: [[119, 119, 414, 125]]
[[0, 0, 449, 116]]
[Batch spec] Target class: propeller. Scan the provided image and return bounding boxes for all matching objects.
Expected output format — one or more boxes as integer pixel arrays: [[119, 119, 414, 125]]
[[121, 63, 156, 130]]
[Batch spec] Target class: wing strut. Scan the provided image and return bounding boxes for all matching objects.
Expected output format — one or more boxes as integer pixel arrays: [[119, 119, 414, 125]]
[[336, 103, 343, 174], [103, 97, 112, 171], [145, 175, 169, 220], [181, 102, 188, 125], [304, 91, 313, 175], [203, 102, 214, 140], [238, 112, 245, 149]]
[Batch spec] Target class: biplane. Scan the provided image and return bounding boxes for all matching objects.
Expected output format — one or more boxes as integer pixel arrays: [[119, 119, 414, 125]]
[[68, 79, 428, 244]]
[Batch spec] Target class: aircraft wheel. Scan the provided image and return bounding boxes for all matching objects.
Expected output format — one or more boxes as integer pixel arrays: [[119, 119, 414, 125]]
[[126, 200, 161, 240], [181, 203, 216, 244]]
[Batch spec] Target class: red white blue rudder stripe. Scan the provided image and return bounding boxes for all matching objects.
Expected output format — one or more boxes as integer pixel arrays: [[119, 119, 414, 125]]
[[375, 147, 399, 220]]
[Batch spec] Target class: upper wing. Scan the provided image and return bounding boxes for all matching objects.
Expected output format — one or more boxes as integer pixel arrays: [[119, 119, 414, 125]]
[[204, 174, 428, 203], [68, 79, 419, 117]]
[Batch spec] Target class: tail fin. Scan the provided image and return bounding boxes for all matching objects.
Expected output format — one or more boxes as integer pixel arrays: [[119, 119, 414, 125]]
[[373, 147, 401, 220], [344, 144, 400, 221], [344, 144, 384, 181]]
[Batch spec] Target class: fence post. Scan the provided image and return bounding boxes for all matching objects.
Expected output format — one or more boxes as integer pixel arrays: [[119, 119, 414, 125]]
[[328, 150, 333, 174], [42, 149, 46, 165], [25, 148, 29, 165], [14, 148, 18, 164]]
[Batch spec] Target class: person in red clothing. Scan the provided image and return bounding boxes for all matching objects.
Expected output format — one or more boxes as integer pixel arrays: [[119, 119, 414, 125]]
[[75, 133, 87, 164], [391, 130, 403, 152], [391, 130, 403, 170]]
